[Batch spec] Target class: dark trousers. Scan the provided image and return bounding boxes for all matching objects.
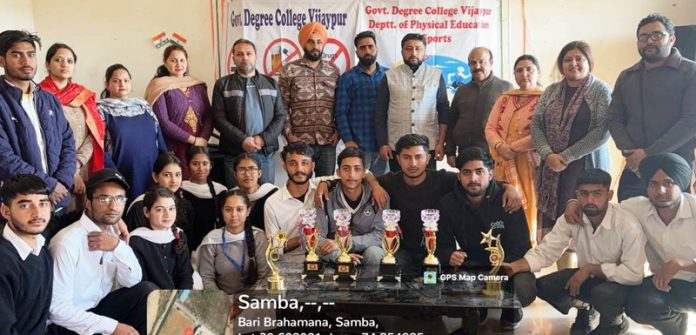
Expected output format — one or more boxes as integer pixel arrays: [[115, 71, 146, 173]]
[[48, 281, 157, 335], [617, 168, 646, 202], [310, 144, 337, 177], [626, 276, 696, 335], [388, 150, 437, 173], [537, 268, 629, 325]]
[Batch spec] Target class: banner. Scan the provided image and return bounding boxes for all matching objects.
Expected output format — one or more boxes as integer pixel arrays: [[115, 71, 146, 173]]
[[218, 0, 500, 89]]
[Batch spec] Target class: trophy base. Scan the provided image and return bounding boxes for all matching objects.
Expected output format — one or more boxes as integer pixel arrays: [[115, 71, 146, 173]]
[[302, 260, 324, 280], [377, 262, 401, 282], [481, 280, 502, 297], [333, 261, 357, 282], [422, 263, 441, 284], [267, 275, 285, 294]]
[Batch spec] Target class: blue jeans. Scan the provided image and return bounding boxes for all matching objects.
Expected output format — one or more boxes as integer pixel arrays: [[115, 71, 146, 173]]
[[363, 150, 388, 177], [310, 144, 336, 177], [223, 151, 276, 188]]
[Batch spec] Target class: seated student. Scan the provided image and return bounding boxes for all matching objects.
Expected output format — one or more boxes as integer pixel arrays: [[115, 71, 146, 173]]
[[505, 169, 646, 335], [48, 168, 156, 335], [230, 153, 278, 231], [130, 186, 194, 289], [125, 153, 194, 244], [437, 147, 533, 330], [198, 189, 270, 293], [315, 147, 387, 265], [181, 146, 227, 251], [0, 175, 53, 335]]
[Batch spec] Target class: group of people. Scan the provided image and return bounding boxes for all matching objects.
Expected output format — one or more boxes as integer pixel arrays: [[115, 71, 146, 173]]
[[0, 10, 695, 335]]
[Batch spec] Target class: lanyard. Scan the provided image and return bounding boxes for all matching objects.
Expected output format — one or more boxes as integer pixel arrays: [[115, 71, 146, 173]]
[[221, 230, 246, 279]]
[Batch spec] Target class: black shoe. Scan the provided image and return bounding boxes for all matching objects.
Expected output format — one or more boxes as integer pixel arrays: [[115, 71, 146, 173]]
[[570, 307, 597, 335], [478, 308, 488, 326], [588, 315, 629, 335], [500, 308, 523, 330]]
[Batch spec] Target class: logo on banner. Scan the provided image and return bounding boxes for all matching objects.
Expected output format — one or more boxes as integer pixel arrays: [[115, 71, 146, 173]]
[[424, 55, 471, 93], [262, 37, 351, 77]]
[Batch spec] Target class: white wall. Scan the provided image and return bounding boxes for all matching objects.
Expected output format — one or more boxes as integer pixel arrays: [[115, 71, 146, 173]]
[[0, 0, 35, 75]]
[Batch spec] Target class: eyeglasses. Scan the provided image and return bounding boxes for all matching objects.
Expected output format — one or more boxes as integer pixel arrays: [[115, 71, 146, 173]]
[[94, 195, 128, 205], [647, 180, 677, 189], [638, 31, 669, 42], [236, 167, 259, 175]]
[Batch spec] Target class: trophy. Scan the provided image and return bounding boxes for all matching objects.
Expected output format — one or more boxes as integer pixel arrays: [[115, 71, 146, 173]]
[[480, 228, 505, 297], [266, 230, 287, 294], [421, 209, 441, 277], [300, 209, 323, 280], [378, 209, 402, 282], [333, 209, 357, 281]]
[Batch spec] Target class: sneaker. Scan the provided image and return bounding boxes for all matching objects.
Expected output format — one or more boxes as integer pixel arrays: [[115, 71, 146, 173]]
[[588, 315, 629, 335], [478, 308, 488, 326], [570, 307, 597, 335], [500, 308, 523, 331]]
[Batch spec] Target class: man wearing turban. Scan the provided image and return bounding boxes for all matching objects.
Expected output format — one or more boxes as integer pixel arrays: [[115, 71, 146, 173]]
[[279, 22, 340, 177]]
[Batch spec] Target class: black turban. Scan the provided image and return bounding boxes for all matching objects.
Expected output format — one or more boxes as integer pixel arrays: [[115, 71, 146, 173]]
[[638, 153, 692, 191]]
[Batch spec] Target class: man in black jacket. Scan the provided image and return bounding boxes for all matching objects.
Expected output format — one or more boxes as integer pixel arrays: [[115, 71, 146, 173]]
[[212, 38, 286, 187], [437, 147, 534, 331]]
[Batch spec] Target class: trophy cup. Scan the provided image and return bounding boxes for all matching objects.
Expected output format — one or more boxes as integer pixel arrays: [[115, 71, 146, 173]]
[[333, 209, 357, 281], [480, 228, 505, 297], [266, 230, 287, 294], [378, 209, 401, 282], [300, 209, 323, 280], [421, 209, 441, 279]]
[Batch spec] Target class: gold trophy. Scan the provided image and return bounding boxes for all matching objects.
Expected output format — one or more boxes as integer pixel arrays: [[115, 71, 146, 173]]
[[300, 208, 323, 280], [378, 209, 401, 282], [421, 209, 441, 282], [333, 209, 357, 281], [266, 230, 287, 294], [480, 228, 505, 297]]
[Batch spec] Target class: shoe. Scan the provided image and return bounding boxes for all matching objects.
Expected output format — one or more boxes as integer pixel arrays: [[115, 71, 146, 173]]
[[570, 307, 597, 335], [478, 308, 488, 326], [500, 308, 523, 331], [588, 315, 629, 335]]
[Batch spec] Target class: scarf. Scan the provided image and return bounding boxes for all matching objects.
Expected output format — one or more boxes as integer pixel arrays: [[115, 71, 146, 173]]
[[199, 227, 245, 246], [143, 75, 205, 105], [130, 227, 179, 244], [538, 75, 593, 218], [39, 77, 105, 173], [232, 183, 278, 202], [97, 98, 160, 126]]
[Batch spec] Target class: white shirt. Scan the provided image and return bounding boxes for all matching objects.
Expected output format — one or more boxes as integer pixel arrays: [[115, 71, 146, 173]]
[[18, 89, 48, 173], [263, 179, 321, 260], [48, 213, 142, 334], [621, 194, 696, 282], [2, 224, 45, 260], [525, 203, 646, 285]]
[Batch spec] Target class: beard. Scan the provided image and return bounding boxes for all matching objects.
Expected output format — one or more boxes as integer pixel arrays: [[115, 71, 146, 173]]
[[582, 205, 606, 218], [303, 47, 322, 61], [235, 62, 255, 76], [640, 44, 671, 63], [358, 54, 376, 67], [288, 171, 311, 185], [404, 56, 423, 68]]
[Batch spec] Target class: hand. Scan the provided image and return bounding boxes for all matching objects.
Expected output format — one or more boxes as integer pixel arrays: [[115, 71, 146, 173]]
[[625, 149, 646, 173], [652, 259, 684, 292], [253, 135, 265, 148], [449, 250, 467, 267], [319, 239, 339, 255], [565, 267, 590, 297], [349, 253, 363, 265], [545, 154, 568, 172], [498, 144, 516, 160], [379, 145, 393, 161], [447, 155, 456, 168], [434, 143, 445, 161], [88, 231, 120, 251], [370, 183, 389, 209], [242, 137, 260, 153], [73, 174, 86, 195], [112, 322, 139, 335], [563, 199, 584, 225], [193, 137, 207, 147], [344, 140, 359, 149], [286, 134, 302, 143], [314, 181, 330, 209], [50, 182, 69, 205], [329, 133, 340, 146], [500, 262, 515, 276], [115, 219, 130, 243], [502, 184, 522, 213], [501, 259, 530, 276]]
